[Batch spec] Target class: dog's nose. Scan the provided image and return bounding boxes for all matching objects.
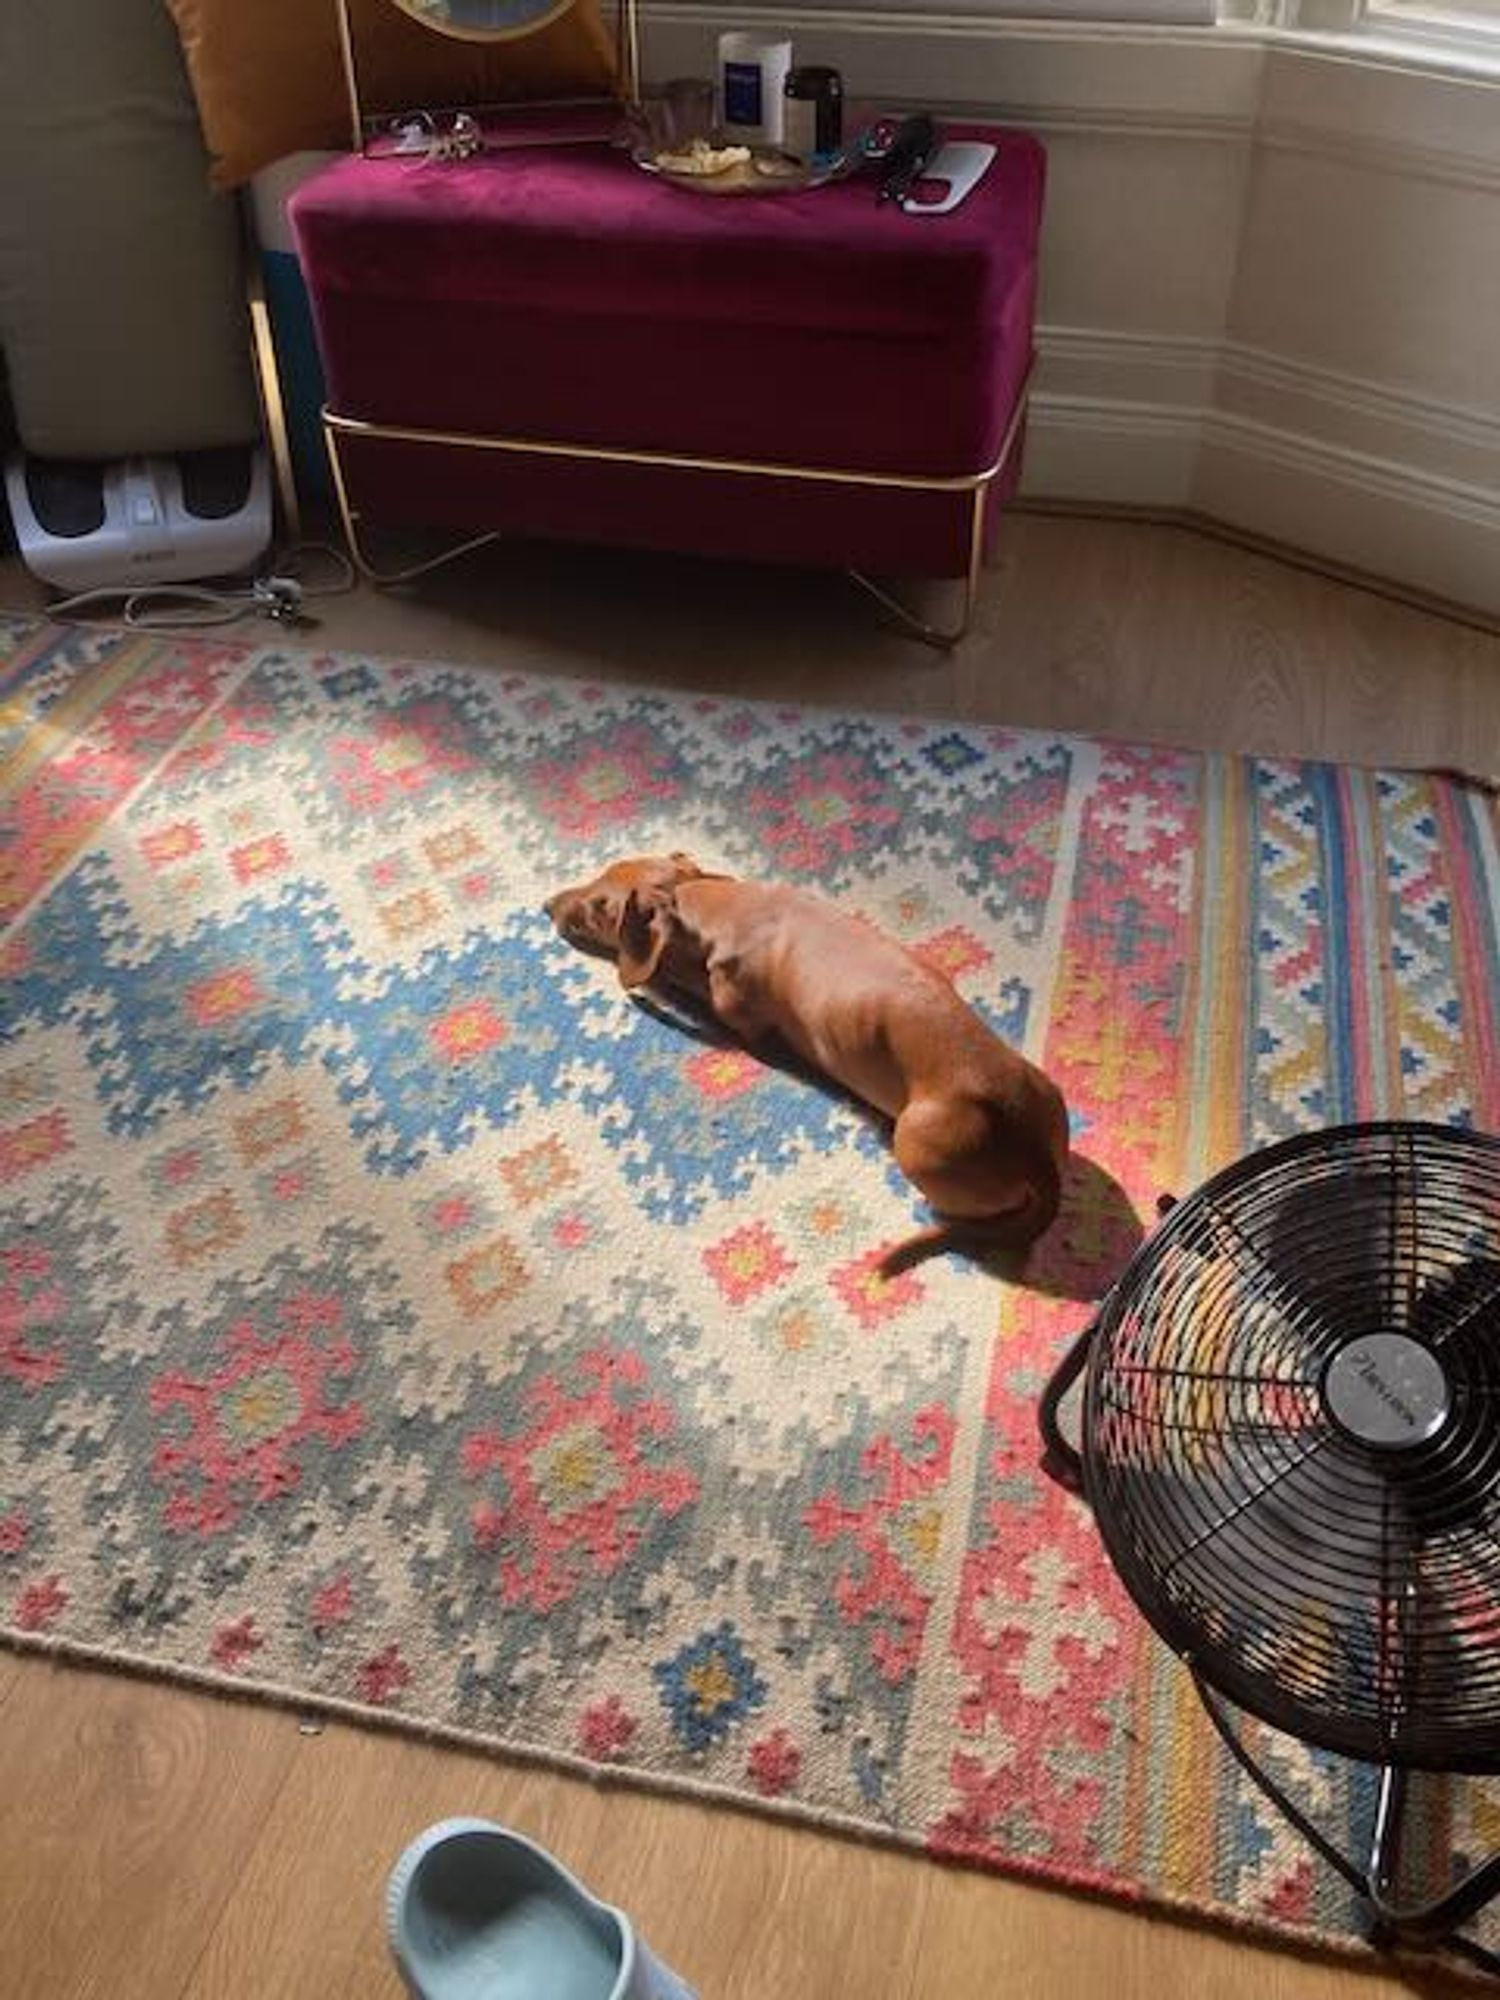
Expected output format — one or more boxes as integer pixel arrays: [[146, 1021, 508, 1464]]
[[545, 893, 583, 937]]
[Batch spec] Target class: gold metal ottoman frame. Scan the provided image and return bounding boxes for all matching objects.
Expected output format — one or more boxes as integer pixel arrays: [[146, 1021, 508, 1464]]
[[321, 369, 1030, 649]]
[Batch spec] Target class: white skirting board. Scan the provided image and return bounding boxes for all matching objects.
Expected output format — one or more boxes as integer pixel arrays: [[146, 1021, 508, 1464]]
[[1022, 398, 1500, 619], [1023, 330, 1500, 613]]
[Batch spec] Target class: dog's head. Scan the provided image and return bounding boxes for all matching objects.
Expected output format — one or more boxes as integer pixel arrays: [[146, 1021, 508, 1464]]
[[545, 852, 709, 987]]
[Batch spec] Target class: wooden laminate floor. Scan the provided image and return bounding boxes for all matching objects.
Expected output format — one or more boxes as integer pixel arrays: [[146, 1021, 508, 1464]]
[[2, 516, 1497, 1999]]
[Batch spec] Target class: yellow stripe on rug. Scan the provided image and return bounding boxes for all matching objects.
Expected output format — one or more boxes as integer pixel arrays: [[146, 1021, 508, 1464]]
[[0, 632, 167, 804]]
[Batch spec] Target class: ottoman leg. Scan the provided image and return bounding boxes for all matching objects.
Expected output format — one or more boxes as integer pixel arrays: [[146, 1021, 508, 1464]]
[[847, 363, 1032, 650], [847, 479, 987, 649], [325, 415, 501, 586]]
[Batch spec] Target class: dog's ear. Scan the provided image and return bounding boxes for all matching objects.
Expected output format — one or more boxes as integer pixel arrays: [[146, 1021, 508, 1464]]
[[668, 850, 703, 876], [618, 888, 675, 990]]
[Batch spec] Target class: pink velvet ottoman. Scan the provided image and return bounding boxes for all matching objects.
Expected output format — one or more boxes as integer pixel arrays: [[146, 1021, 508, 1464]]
[[290, 127, 1044, 629]]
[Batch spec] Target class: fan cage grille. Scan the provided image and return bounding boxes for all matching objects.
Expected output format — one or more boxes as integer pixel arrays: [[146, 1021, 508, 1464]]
[[1082, 1122, 1500, 1773]]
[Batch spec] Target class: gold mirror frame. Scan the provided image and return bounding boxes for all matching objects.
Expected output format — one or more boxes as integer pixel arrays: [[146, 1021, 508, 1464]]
[[334, 0, 641, 154]]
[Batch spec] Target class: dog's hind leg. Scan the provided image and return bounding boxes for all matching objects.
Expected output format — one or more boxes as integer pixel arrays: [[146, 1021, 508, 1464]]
[[892, 1097, 1032, 1222]]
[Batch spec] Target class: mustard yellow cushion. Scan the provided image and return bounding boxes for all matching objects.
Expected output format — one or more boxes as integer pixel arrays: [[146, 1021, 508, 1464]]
[[166, 0, 619, 189]]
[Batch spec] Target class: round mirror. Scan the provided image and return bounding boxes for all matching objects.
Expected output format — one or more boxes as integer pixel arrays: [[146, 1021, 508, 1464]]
[[388, 0, 580, 43]]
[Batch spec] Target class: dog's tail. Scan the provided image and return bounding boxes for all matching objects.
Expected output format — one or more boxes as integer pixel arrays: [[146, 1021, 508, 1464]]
[[876, 1129, 1064, 1279]]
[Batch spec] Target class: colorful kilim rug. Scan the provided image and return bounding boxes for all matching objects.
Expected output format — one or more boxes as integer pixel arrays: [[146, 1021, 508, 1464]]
[[4, 612, 1500, 1961]]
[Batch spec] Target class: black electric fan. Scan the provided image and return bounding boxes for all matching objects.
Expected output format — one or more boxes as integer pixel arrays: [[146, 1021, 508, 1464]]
[[1040, 1121, 1500, 1971]]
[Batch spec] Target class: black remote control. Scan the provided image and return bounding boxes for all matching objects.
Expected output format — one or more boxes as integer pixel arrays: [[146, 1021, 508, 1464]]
[[876, 114, 938, 205]]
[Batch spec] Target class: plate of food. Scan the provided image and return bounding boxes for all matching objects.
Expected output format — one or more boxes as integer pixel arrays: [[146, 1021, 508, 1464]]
[[632, 135, 864, 196]]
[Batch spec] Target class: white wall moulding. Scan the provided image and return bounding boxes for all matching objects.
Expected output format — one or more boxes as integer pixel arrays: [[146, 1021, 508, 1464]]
[[1024, 402, 1500, 615], [1360, 3, 1500, 66], [1201, 412, 1500, 532], [1036, 325, 1500, 448], [1225, 162, 1500, 424], [1193, 420, 1500, 612], [641, 5, 1500, 615], [1216, 345, 1500, 490], [1026, 324, 1500, 608], [1256, 120, 1500, 195], [1022, 392, 1202, 508]]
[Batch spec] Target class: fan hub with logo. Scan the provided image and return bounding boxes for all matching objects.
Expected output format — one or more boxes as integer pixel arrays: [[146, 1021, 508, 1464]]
[[1322, 1332, 1452, 1449]]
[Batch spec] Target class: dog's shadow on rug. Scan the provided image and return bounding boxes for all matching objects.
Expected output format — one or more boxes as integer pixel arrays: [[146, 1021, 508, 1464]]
[[630, 991, 1146, 1304], [973, 1152, 1146, 1303]]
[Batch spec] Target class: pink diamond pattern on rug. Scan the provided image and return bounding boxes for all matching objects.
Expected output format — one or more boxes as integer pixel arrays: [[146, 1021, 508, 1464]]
[[0, 1109, 71, 1186], [429, 999, 508, 1063], [446, 1235, 529, 1318], [327, 704, 474, 814], [747, 1727, 803, 1796], [358, 1642, 412, 1705], [310, 1571, 357, 1634], [184, 967, 263, 1029], [499, 1137, 577, 1207], [211, 1613, 264, 1670], [230, 834, 291, 884], [150, 1293, 364, 1535], [830, 1248, 925, 1329], [749, 752, 902, 873], [578, 1693, 638, 1760], [141, 821, 205, 869], [14, 1575, 69, 1632], [254, 1154, 327, 1213], [538, 1203, 605, 1255], [703, 1222, 795, 1305], [913, 924, 993, 983], [148, 1140, 219, 1196], [462, 1348, 700, 1613], [529, 724, 682, 840], [684, 1046, 764, 1102], [421, 1184, 494, 1241]]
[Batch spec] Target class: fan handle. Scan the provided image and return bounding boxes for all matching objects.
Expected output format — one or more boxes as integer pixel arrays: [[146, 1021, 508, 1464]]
[[1038, 1316, 1094, 1493]]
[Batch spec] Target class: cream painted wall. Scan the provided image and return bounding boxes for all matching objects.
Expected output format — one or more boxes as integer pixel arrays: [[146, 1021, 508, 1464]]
[[643, 8, 1500, 611]]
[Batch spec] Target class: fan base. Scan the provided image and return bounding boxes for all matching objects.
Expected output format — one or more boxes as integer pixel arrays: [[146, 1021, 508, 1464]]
[[1195, 1672, 1500, 1976]]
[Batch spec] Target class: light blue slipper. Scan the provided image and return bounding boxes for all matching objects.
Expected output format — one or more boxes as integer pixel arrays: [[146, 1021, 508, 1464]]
[[386, 1818, 698, 2000]]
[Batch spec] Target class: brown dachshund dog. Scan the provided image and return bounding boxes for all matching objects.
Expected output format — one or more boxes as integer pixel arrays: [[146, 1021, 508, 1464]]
[[546, 852, 1069, 1271]]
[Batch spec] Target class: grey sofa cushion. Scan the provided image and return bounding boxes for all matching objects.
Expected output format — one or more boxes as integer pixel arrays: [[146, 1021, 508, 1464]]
[[0, 0, 258, 458]]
